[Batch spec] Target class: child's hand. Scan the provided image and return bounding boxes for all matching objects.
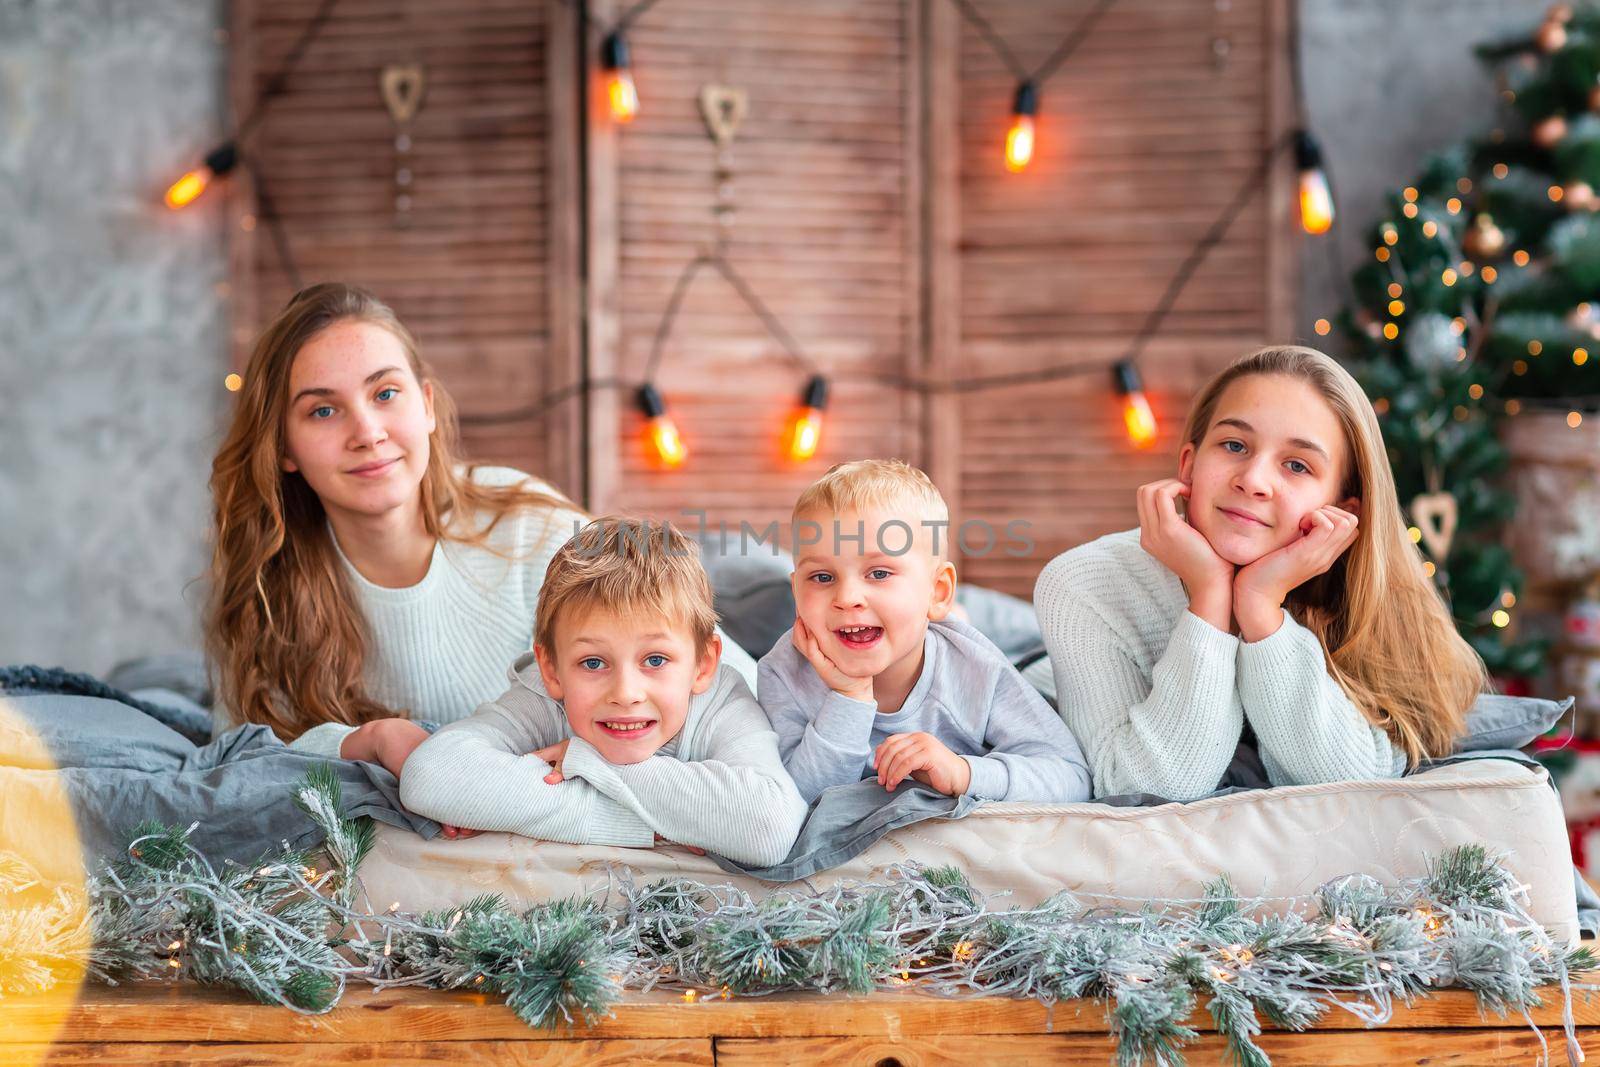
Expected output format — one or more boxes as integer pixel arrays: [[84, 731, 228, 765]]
[[532, 739, 570, 784], [654, 833, 706, 855], [872, 732, 971, 796], [792, 616, 875, 704], [1233, 504, 1359, 641], [339, 717, 430, 780], [1136, 479, 1235, 630], [441, 824, 480, 840]]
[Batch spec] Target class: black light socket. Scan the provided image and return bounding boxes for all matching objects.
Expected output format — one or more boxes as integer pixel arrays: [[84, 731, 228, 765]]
[[638, 382, 666, 418], [800, 374, 829, 410], [601, 31, 631, 72], [204, 141, 239, 177], [1012, 80, 1039, 117], [1293, 129, 1323, 171], [1112, 359, 1144, 396]]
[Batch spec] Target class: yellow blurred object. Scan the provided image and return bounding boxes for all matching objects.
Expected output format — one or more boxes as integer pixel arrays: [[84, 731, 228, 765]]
[[0, 698, 90, 1059]]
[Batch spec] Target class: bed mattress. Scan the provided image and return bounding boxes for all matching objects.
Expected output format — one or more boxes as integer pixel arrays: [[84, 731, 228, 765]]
[[357, 758, 1579, 945]]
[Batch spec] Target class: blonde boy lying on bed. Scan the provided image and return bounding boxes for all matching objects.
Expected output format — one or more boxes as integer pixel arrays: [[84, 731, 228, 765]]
[[398, 516, 809, 867]]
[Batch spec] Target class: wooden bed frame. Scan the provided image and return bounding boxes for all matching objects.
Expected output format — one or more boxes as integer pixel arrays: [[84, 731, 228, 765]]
[[5, 981, 1596, 1064]]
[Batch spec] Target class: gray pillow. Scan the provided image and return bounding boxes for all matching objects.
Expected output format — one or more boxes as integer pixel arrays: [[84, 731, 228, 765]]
[[1454, 693, 1573, 751], [1018, 647, 1572, 756]]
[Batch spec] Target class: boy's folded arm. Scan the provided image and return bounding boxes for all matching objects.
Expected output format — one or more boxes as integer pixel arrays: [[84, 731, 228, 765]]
[[760, 657, 877, 803], [398, 701, 652, 847], [559, 698, 809, 867]]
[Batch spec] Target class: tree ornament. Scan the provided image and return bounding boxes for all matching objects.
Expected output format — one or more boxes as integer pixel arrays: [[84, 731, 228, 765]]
[[1590, 80, 1600, 113], [1533, 114, 1569, 148], [1566, 181, 1598, 211], [1411, 492, 1460, 562], [1537, 18, 1568, 52], [1548, 3, 1574, 24], [1463, 214, 1507, 259]]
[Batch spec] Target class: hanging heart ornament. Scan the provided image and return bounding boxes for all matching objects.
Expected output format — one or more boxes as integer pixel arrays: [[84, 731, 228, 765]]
[[381, 65, 427, 124], [698, 84, 748, 147], [1411, 492, 1459, 562]]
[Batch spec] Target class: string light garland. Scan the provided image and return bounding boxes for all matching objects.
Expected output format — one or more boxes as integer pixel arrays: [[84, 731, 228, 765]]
[[164, 0, 340, 211], [948, 0, 1119, 172], [182, 0, 1327, 469]]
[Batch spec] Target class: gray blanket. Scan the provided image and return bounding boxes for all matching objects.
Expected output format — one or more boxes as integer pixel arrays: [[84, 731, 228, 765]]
[[0, 690, 436, 867]]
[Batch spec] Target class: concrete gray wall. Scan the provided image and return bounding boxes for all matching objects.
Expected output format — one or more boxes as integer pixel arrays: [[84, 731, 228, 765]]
[[1297, 0, 1549, 339], [0, 0, 227, 673]]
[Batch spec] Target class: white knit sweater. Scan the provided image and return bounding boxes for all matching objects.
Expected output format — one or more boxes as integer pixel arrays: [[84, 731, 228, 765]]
[[1033, 528, 1404, 801], [217, 465, 757, 757]]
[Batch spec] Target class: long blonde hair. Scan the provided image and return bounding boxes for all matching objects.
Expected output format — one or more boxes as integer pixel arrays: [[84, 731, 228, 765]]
[[206, 283, 582, 740], [1183, 346, 1486, 765]]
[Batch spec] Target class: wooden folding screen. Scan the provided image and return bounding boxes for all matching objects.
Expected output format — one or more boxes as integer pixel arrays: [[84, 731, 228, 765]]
[[229, 0, 1291, 592]]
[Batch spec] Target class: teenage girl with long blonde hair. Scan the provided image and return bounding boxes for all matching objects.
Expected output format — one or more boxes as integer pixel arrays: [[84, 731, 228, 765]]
[[1035, 346, 1485, 801]]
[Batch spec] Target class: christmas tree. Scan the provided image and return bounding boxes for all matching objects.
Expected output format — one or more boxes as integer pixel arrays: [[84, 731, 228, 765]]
[[1337, 3, 1600, 681]]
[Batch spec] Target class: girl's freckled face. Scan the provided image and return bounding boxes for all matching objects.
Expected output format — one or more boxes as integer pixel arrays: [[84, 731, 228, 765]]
[[1179, 375, 1349, 567]]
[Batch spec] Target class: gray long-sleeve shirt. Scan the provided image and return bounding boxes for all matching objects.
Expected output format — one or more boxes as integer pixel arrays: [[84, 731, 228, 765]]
[[757, 617, 1092, 804], [398, 653, 808, 867]]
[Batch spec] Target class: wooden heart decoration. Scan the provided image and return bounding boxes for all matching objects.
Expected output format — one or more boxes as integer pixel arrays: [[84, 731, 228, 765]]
[[1411, 491, 1459, 562], [381, 65, 427, 124], [698, 84, 748, 146]]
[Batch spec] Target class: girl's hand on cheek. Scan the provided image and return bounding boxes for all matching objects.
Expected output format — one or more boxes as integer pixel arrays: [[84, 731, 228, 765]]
[[1137, 479, 1235, 629], [1234, 504, 1359, 641]]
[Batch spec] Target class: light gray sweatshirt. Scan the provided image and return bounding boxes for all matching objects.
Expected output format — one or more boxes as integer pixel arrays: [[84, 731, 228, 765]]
[[758, 617, 1093, 804], [398, 654, 808, 867]]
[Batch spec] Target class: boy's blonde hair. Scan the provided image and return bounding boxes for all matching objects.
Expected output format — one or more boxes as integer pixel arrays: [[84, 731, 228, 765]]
[[535, 518, 718, 656], [793, 459, 950, 555]]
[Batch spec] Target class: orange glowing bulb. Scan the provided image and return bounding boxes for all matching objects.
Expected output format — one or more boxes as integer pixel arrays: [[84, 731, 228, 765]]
[[1299, 168, 1334, 234], [1004, 81, 1039, 173], [783, 376, 829, 462], [163, 142, 237, 211], [1123, 392, 1158, 448], [1113, 360, 1158, 448], [601, 33, 639, 124], [785, 410, 822, 461], [648, 415, 687, 467], [165, 169, 210, 210], [638, 384, 686, 468], [1294, 131, 1335, 235], [1005, 115, 1035, 172], [607, 70, 639, 123]]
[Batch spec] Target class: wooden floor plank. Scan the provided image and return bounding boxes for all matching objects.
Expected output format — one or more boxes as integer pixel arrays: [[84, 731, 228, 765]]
[[715, 1030, 1590, 1066], [21, 1040, 711, 1066], [2, 982, 1598, 1044]]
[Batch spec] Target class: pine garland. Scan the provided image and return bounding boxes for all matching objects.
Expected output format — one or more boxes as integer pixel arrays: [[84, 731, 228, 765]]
[[0, 770, 1592, 1066]]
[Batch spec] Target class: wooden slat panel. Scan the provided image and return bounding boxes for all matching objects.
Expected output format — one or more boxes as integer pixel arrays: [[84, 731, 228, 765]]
[[953, 0, 1290, 593], [593, 0, 921, 528], [232, 0, 565, 485]]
